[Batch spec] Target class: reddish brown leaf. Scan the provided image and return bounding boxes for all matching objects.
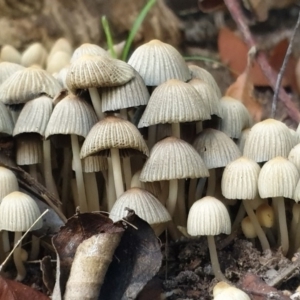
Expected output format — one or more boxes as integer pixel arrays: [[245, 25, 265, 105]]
[[218, 27, 297, 90], [198, 0, 225, 12], [0, 276, 49, 300]]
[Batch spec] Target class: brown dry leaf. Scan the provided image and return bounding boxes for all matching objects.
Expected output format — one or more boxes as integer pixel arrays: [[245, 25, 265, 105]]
[[226, 58, 263, 122], [0, 276, 49, 300], [198, 0, 225, 12], [218, 27, 297, 90], [99, 209, 163, 300], [240, 273, 290, 300], [52, 212, 124, 298]]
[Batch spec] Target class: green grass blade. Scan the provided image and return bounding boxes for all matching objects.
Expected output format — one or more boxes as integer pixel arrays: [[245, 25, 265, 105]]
[[102, 15, 117, 58], [121, 0, 157, 61]]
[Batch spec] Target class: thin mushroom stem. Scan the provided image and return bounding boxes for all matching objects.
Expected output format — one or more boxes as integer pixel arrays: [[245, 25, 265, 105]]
[[107, 158, 116, 211], [166, 179, 178, 217], [273, 196, 289, 255], [171, 123, 180, 138], [292, 206, 300, 253], [231, 202, 246, 232], [14, 231, 26, 281], [206, 169, 216, 196], [123, 157, 132, 190], [110, 148, 124, 199], [71, 134, 88, 212], [148, 125, 156, 149], [83, 172, 100, 212], [243, 201, 270, 252], [188, 178, 197, 209], [195, 178, 207, 200], [88, 87, 104, 120], [29, 235, 40, 260], [207, 235, 227, 282]]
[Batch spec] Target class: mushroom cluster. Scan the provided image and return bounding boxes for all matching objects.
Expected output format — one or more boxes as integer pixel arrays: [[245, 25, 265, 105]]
[[0, 37, 299, 289]]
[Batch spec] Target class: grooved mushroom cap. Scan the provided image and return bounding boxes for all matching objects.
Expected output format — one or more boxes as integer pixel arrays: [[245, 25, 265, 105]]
[[0, 67, 62, 105], [188, 64, 222, 98], [288, 144, 300, 171], [0, 62, 24, 84], [16, 134, 42, 165], [213, 282, 250, 300], [80, 156, 108, 173], [21, 43, 47, 68], [220, 96, 251, 138], [138, 79, 211, 128], [70, 43, 108, 63], [46, 51, 71, 74], [244, 119, 294, 162], [140, 137, 209, 182], [45, 94, 98, 138], [110, 187, 171, 224], [101, 68, 150, 112], [258, 156, 299, 198], [0, 101, 14, 136], [189, 78, 222, 117], [48, 38, 73, 61], [0, 191, 42, 231], [13, 95, 53, 137], [294, 180, 300, 202], [187, 196, 231, 236], [193, 128, 241, 169], [236, 128, 250, 153], [80, 116, 149, 158], [66, 54, 135, 91], [0, 45, 21, 64], [221, 156, 260, 200], [128, 39, 191, 86], [0, 167, 19, 201]]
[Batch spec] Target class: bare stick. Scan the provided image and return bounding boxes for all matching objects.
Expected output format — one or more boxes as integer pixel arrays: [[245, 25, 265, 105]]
[[272, 11, 300, 118], [223, 0, 300, 123], [0, 209, 49, 272]]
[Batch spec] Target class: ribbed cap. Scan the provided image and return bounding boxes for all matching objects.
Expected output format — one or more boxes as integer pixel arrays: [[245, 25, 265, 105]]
[[193, 128, 241, 169], [66, 55, 134, 91], [236, 128, 250, 153], [0, 167, 19, 201], [80, 116, 149, 158], [244, 119, 294, 162], [0, 67, 61, 105], [45, 94, 98, 138], [138, 79, 211, 127], [258, 156, 299, 198], [70, 43, 108, 63], [222, 156, 260, 200], [80, 156, 108, 173], [0, 101, 14, 136], [288, 144, 300, 171], [101, 68, 149, 112], [16, 134, 42, 165], [21, 43, 47, 68], [188, 64, 222, 98], [0, 191, 42, 231], [110, 187, 171, 224], [187, 196, 231, 236], [0, 45, 21, 64], [140, 137, 209, 181], [0, 62, 24, 84], [13, 95, 53, 137], [128, 39, 191, 86]]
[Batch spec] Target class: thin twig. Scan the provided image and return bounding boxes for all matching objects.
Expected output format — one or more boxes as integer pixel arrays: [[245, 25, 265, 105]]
[[272, 11, 300, 118], [0, 209, 49, 272], [223, 0, 300, 123]]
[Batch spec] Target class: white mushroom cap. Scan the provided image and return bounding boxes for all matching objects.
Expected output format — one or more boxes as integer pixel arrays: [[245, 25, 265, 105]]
[[288, 144, 300, 171], [0, 167, 19, 201], [187, 196, 231, 236], [0, 191, 42, 231]]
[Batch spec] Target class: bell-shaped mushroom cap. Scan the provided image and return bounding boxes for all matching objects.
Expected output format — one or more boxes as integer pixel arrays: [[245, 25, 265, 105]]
[[220, 96, 251, 138], [193, 128, 241, 169], [46, 51, 71, 74], [0, 167, 19, 201], [66, 55, 135, 91], [189, 78, 222, 117], [101, 68, 149, 112], [45, 94, 98, 139], [0, 67, 62, 105], [236, 128, 250, 153], [138, 79, 211, 127], [288, 144, 300, 171], [187, 196, 231, 236], [0, 191, 42, 231], [80, 115, 149, 158], [0, 101, 14, 136], [109, 187, 171, 224], [16, 134, 42, 165], [244, 119, 294, 163], [241, 216, 257, 238], [21, 43, 47, 68], [140, 137, 209, 182], [222, 156, 260, 200], [289, 128, 299, 146], [48, 38, 73, 61], [128, 39, 191, 86], [0, 45, 21, 64], [258, 156, 299, 198], [70, 43, 108, 63], [188, 64, 222, 98], [213, 282, 250, 300], [13, 95, 53, 137], [294, 179, 300, 202], [256, 204, 274, 228], [0, 62, 24, 85], [80, 156, 108, 173]]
